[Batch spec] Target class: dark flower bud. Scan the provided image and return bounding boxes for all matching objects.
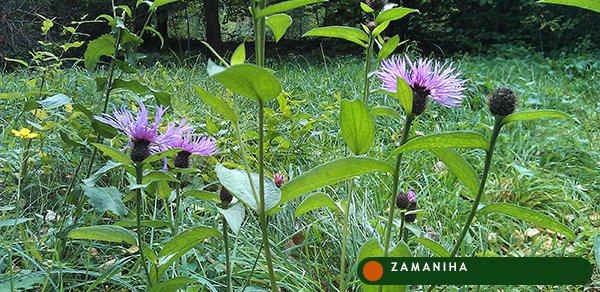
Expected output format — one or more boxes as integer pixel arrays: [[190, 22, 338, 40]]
[[220, 186, 233, 204], [366, 21, 377, 32], [367, 0, 388, 11], [488, 87, 517, 117], [274, 173, 286, 188], [131, 139, 151, 163], [412, 85, 430, 116], [174, 151, 192, 168], [396, 190, 417, 223]]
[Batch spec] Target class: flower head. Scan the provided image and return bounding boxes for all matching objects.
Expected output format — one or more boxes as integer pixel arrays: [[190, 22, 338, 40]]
[[12, 128, 38, 139], [488, 87, 517, 117], [377, 56, 467, 115], [273, 173, 286, 188], [396, 189, 418, 223], [94, 103, 191, 162], [170, 132, 218, 168]]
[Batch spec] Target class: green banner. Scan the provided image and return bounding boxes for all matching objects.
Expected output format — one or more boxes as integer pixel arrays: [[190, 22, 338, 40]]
[[358, 257, 592, 285]]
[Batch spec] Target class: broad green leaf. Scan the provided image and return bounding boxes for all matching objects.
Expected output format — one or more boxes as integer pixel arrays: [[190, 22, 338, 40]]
[[410, 237, 450, 257], [358, 238, 411, 292], [39, 93, 71, 109], [157, 226, 220, 276], [340, 99, 374, 155], [181, 190, 220, 203], [208, 62, 282, 102], [431, 148, 480, 199], [502, 110, 574, 125], [61, 41, 85, 52], [92, 143, 134, 165], [360, 2, 375, 13], [372, 21, 390, 37], [479, 203, 575, 240], [91, 120, 118, 139], [142, 148, 181, 165], [68, 225, 137, 245], [149, 277, 197, 292], [537, 0, 600, 13], [280, 157, 393, 205], [73, 103, 94, 120], [256, 0, 325, 18], [4, 57, 29, 67], [266, 14, 293, 42], [216, 164, 281, 212], [390, 132, 490, 156], [84, 34, 115, 70], [303, 26, 369, 47], [151, 0, 179, 9], [371, 105, 402, 120], [143, 171, 179, 184], [112, 79, 149, 93], [0, 273, 46, 290], [230, 43, 246, 65], [81, 185, 128, 216], [193, 86, 238, 123], [375, 7, 418, 24], [594, 235, 600, 272], [295, 193, 341, 216], [114, 220, 170, 228], [0, 218, 31, 228], [217, 202, 246, 235], [113, 59, 138, 74], [395, 78, 413, 115]]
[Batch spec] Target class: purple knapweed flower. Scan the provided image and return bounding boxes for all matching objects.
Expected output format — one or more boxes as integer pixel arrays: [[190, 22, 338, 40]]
[[273, 173, 286, 188], [94, 103, 190, 163], [377, 56, 467, 115], [170, 131, 218, 168], [406, 189, 417, 203]]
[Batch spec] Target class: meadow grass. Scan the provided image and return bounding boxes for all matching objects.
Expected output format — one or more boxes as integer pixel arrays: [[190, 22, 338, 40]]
[[0, 50, 598, 291]]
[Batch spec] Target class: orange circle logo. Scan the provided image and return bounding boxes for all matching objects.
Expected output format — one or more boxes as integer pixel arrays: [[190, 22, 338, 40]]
[[362, 260, 384, 282]]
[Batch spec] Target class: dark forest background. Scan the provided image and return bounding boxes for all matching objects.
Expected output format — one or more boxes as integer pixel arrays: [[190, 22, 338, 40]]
[[1, 0, 598, 62]]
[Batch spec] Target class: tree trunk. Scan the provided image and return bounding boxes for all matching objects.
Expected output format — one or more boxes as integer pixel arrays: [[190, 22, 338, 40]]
[[203, 0, 222, 53]]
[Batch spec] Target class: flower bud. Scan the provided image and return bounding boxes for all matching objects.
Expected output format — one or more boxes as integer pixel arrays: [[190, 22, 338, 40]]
[[220, 186, 233, 204], [488, 87, 517, 117], [396, 190, 417, 223], [131, 139, 151, 163], [274, 173, 286, 188], [412, 85, 430, 116], [174, 151, 192, 168], [366, 21, 377, 32]]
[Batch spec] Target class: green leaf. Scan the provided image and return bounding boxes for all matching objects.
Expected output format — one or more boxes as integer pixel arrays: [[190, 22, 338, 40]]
[[360, 2, 375, 13], [151, 0, 179, 9], [143, 171, 179, 184], [68, 225, 137, 245], [479, 203, 575, 240], [303, 26, 368, 47], [39, 93, 71, 109], [0, 218, 32, 228], [193, 86, 238, 123], [81, 185, 128, 216], [149, 277, 197, 292], [84, 34, 115, 70], [114, 220, 170, 228], [280, 157, 393, 205], [431, 148, 480, 199], [217, 202, 246, 235], [181, 190, 220, 203], [92, 143, 134, 165], [113, 59, 138, 74], [340, 99, 374, 155], [502, 110, 574, 125], [73, 103, 94, 120], [395, 78, 413, 115], [91, 120, 118, 139], [266, 14, 293, 42], [208, 62, 282, 103], [143, 26, 164, 48], [112, 79, 150, 93], [537, 0, 600, 13], [594, 235, 600, 272], [371, 105, 402, 120], [372, 21, 390, 37], [157, 226, 220, 277], [230, 43, 246, 65], [4, 57, 29, 67], [390, 132, 490, 156], [142, 148, 181, 165], [375, 7, 418, 24], [410, 237, 450, 257], [216, 164, 281, 212], [256, 0, 325, 18], [295, 193, 341, 216], [358, 238, 411, 292]]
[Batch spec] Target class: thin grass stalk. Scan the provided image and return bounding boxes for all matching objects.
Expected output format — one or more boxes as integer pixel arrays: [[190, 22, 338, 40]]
[[222, 200, 233, 292], [339, 178, 355, 292], [363, 34, 375, 104]]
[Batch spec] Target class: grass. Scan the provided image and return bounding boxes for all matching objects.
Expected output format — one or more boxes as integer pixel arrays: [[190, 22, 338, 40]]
[[0, 48, 598, 291]]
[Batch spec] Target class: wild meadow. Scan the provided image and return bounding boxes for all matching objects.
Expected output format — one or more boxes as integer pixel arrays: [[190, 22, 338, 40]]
[[0, 0, 599, 291]]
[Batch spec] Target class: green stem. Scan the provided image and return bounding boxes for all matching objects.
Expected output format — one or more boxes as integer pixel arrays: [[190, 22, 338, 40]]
[[363, 34, 374, 104], [398, 211, 406, 242], [258, 100, 277, 291], [382, 114, 414, 256], [174, 173, 183, 233], [135, 163, 152, 287], [222, 201, 233, 292], [339, 178, 355, 292], [426, 117, 503, 292]]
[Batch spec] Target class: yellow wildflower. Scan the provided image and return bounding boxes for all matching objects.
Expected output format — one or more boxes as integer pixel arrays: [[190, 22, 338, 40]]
[[12, 128, 39, 139]]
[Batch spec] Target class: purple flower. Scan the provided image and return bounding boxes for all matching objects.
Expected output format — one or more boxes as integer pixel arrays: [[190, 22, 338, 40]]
[[406, 189, 417, 203], [95, 103, 191, 162], [170, 132, 218, 168], [273, 173, 286, 188], [377, 56, 467, 115]]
